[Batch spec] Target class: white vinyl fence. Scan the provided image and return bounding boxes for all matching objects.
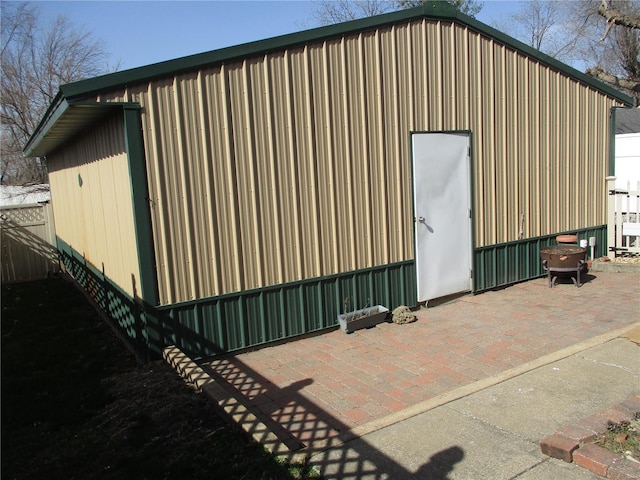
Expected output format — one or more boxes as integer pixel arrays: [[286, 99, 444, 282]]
[[1, 203, 58, 283], [607, 177, 640, 258]]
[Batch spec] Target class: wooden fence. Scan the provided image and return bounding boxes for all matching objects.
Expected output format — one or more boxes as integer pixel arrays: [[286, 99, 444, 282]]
[[607, 177, 640, 258], [1, 203, 58, 283]]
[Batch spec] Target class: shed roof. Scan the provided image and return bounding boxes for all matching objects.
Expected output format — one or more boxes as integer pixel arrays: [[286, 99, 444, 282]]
[[615, 108, 640, 134], [24, 1, 634, 157]]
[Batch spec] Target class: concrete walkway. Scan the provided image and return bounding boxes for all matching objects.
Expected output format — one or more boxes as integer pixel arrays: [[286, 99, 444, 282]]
[[309, 333, 640, 479], [197, 271, 640, 478]]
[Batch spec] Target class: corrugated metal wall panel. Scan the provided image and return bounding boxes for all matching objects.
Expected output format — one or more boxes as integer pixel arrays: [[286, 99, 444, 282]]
[[93, 19, 623, 305], [48, 114, 141, 297], [289, 47, 320, 279]]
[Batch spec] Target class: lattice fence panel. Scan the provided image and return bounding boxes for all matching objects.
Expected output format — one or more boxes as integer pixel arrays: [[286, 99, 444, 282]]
[[1, 204, 58, 283]]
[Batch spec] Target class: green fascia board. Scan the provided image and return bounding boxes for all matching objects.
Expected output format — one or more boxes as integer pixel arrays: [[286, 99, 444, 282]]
[[23, 92, 68, 157], [58, 2, 632, 106]]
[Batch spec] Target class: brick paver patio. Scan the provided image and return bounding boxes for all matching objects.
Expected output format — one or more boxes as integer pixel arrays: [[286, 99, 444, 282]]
[[199, 271, 640, 448]]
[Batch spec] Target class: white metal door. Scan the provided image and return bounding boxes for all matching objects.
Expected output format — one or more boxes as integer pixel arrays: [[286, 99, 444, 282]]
[[412, 132, 472, 303]]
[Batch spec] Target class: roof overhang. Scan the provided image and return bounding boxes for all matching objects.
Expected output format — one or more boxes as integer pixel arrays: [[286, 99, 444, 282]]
[[23, 100, 134, 158]]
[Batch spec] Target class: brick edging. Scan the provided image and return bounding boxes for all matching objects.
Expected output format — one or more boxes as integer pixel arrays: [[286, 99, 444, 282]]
[[162, 345, 307, 462], [540, 392, 640, 479]]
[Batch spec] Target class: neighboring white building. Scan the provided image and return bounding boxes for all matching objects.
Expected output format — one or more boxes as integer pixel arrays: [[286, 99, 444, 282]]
[[0, 185, 51, 207], [615, 108, 640, 191]]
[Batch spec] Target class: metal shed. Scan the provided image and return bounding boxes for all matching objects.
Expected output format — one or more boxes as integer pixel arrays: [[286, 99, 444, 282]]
[[25, 3, 633, 360]]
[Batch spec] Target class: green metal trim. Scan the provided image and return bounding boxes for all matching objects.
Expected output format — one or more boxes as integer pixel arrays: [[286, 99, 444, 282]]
[[122, 105, 159, 308], [56, 3, 631, 106], [473, 225, 607, 292], [159, 260, 415, 309], [610, 107, 616, 177]]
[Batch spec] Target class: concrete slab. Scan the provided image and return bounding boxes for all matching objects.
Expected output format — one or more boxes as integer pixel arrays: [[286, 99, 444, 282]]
[[309, 337, 640, 479], [311, 405, 543, 479], [514, 459, 602, 479], [448, 338, 640, 441]]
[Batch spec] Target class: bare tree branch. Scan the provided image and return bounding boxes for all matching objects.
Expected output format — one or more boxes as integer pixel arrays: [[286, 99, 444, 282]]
[[0, 3, 114, 186], [598, 0, 640, 31], [587, 65, 640, 91], [311, 0, 483, 25]]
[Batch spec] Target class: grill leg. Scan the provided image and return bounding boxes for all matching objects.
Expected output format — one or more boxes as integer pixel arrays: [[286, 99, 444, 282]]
[[543, 261, 553, 288]]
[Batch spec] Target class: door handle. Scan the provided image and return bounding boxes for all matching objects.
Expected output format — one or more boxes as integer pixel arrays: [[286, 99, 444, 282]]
[[417, 216, 434, 233]]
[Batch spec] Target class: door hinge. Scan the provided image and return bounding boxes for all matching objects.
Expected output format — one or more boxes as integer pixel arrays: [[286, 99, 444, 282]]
[[470, 269, 473, 279]]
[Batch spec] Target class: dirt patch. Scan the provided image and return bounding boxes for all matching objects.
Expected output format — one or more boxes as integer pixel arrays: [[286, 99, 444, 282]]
[[593, 417, 640, 463], [1, 277, 316, 480]]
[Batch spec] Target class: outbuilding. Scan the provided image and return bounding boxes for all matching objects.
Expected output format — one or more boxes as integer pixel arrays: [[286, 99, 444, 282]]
[[25, 3, 633, 360]]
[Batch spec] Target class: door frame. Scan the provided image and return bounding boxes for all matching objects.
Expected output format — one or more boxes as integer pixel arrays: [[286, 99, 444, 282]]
[[410, 130, 476, 303]]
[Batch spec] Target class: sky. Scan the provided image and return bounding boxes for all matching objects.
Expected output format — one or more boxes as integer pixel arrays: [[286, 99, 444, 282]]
[[21, 0, 526, 72]]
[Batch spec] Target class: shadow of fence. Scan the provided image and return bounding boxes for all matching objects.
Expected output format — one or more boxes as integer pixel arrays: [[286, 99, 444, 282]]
[[51, 237, 467, 476], [169, 335, 466, 479]]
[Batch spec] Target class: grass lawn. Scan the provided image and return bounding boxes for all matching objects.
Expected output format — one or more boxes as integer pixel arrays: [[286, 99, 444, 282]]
[[1, 277, 317, 480]]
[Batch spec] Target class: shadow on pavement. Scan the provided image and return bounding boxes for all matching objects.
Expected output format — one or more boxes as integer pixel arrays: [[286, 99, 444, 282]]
[[199, 353, 466, 479]]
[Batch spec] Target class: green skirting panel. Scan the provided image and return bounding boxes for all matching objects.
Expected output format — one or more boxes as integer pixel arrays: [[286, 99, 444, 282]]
[[58, 226, 607, 361], [158, 261, 417, 359], [473, 226, 607, 292], [57, 236, 416, 361]]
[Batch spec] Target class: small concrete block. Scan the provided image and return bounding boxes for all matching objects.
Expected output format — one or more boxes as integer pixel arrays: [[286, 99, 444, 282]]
[[573, 444, 620, 477], [540, 434, 579, 462], [607, 458, 640, 480]]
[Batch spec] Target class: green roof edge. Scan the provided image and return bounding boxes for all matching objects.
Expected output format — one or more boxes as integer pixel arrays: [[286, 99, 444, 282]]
[[59, 2, 633, 106], [25, 1, 633, 156]]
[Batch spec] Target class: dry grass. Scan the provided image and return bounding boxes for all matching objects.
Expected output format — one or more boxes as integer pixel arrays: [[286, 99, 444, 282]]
[[593, 417, 640, 463]]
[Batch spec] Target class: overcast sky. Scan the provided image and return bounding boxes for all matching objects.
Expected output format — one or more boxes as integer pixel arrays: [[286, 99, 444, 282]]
[[26, 0, 524, 72]]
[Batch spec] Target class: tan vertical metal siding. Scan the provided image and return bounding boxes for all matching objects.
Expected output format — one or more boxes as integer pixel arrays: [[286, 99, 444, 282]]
[[94, 19, 623, 304], [47, 114, 141, 297]]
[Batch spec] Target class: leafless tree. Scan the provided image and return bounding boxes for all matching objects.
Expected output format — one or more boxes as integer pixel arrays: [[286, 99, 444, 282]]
[[1, 2, 114, 186], [311, 0, 483, 26], [495, 0, 564, 51], [312, 0, 396, 24], [494, 0, 639, 105], [397, 0, 483, 17], [586, 0, 640, 103]]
